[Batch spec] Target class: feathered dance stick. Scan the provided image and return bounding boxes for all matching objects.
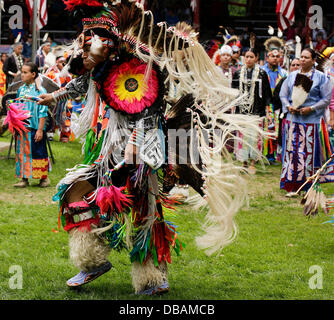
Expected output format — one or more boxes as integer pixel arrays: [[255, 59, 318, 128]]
[[4, 102, 30, 135], [290, 153, 334, 216], [287, 73, 313, 151]]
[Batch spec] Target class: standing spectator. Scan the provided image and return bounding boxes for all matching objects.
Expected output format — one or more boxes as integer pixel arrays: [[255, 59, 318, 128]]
[[280, 48, 332, 196], [261, 42, 288, 164], [35, 42, 51, 73], [231, 43, 243, 74], [2, 43, 24, 87], [12, 63, 50, 188], [0, 53, 8, 97], [14, 62, 50, 188], [22, 34, 33, 62], [232, 47, 272, 174], [216, 45, 235, 88], [272, 58, 301, 161], [325, 52, 334, 129], [45, 55, 73, 142]]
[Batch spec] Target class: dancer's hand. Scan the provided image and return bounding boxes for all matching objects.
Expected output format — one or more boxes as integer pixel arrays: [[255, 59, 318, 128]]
[[35, 129, 43, 142], [38, 93, 54, 106], [288, 106, 298, 114], [299, 107, 313, 116]]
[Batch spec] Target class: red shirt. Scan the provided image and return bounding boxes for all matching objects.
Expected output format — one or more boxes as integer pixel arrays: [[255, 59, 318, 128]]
[[315, 40, 328, 52]]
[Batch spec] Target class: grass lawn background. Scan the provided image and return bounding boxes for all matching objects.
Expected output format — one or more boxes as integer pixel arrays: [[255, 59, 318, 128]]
[[1, 131, 334, 300]]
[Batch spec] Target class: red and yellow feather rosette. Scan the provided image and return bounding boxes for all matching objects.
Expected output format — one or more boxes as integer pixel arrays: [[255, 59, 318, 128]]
[[104, 58, 159, 114]]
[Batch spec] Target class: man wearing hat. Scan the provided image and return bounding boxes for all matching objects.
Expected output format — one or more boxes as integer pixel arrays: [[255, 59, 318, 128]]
[[2, 42, 24, 87]]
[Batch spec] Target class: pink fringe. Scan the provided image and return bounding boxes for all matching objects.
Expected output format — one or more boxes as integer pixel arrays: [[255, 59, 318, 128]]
[[96, 185, 133, 215], [4, 103, 30, 135]]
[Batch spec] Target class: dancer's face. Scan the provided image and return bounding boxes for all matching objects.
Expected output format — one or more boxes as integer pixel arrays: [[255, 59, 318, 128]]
[[290, 58, 300, 72], [56, 58, 66, 71], [21, 65, 36, 84], [232, 50, 240, 60], [300, 50, 315, 71], [220, 53, 232, 65], [245, 51, 257, 68], [267, 51, 280, 67], [14, 44, 23, 55], [81, 45, 108, 70]]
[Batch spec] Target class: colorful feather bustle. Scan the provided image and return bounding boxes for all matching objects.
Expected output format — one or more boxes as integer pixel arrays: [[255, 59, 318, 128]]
[[103, 57, 159, 114], [4, 103, 30, 135]]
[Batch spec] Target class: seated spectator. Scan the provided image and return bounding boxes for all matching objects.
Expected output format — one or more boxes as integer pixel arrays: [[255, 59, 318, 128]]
[[312, 27, 327, 48], [315, 32, 328, 53], [47, 35, 58, 49]]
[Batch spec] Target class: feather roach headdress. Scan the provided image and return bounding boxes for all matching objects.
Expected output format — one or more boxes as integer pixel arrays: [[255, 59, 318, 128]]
[[264, 36, 285, 53], [223, 35, 240, 48]]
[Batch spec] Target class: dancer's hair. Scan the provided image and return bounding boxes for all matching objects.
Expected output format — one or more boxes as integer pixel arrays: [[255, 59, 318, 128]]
[[245, 47, 259, 57]]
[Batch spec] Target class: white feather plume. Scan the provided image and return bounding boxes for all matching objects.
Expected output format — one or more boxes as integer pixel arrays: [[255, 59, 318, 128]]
[[277, 28, 283, 38], [14, 32, 21, 44], [42, 32, 49, 43], [295, 35, 301, 58], [309, 40, 314, 49], [268, 25, 274, 35]]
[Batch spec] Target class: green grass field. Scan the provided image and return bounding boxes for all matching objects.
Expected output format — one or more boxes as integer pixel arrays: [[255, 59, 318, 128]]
[[1, 131, 334, 300]]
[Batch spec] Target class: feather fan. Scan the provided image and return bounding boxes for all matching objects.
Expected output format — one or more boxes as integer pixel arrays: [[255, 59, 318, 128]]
[[291, 73, 313, 109]]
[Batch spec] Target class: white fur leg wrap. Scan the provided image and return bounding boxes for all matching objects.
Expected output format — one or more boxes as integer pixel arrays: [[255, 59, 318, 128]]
[[131, 258, 168, 293], [69, 228, 111, 272]]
